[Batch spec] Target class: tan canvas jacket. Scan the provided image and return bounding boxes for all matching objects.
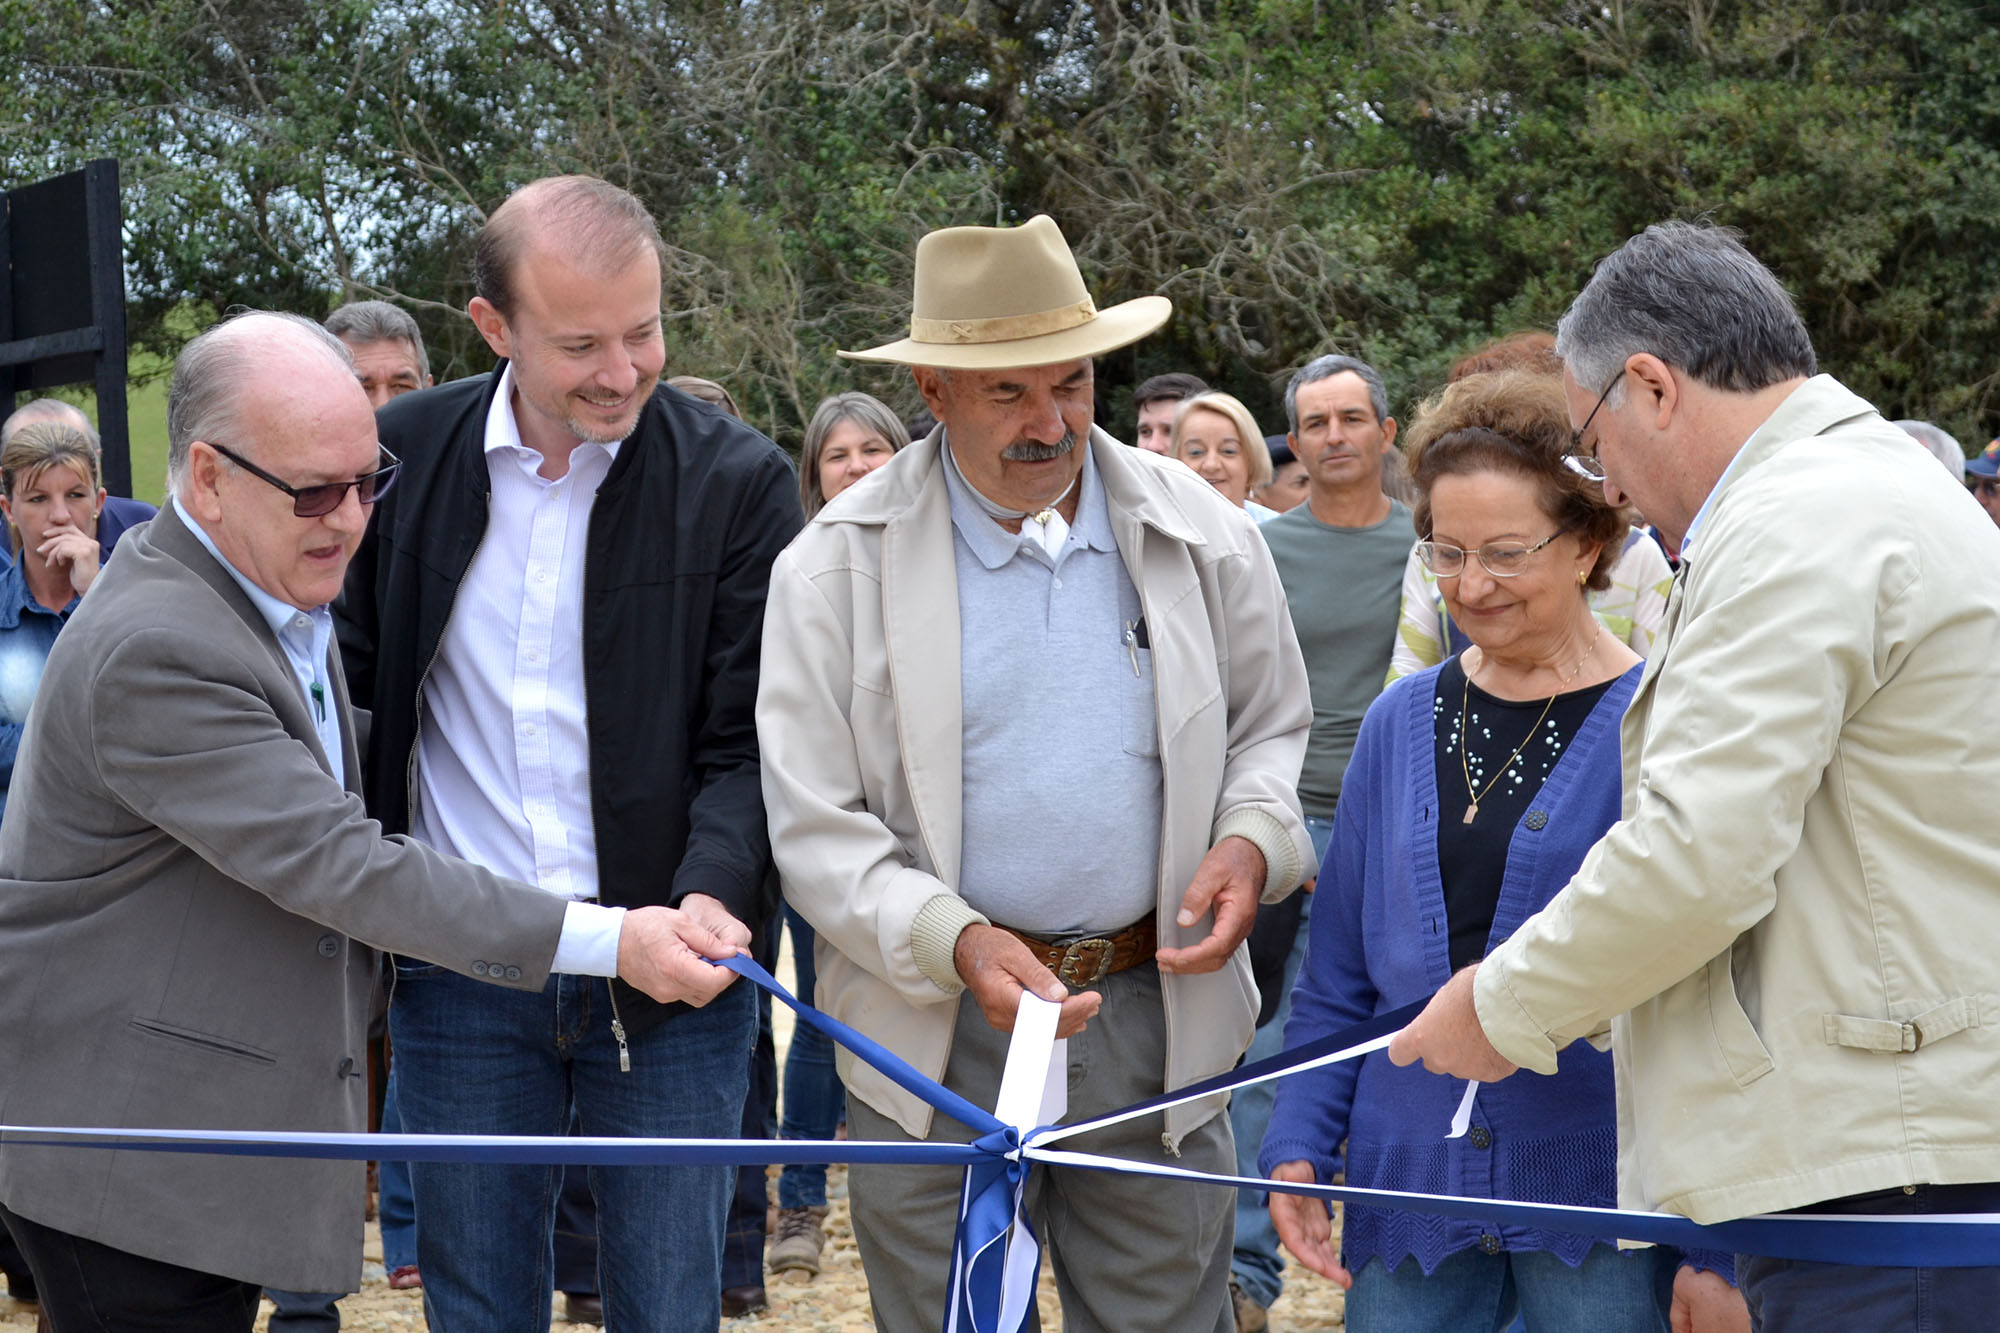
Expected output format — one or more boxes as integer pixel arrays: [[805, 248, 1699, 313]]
[[1476, 376, 2000, 1223], [758, 428, 1313, 1145]]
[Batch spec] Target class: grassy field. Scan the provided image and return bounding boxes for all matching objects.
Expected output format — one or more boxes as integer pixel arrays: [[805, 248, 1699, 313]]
[[41, 349, 171, 506]]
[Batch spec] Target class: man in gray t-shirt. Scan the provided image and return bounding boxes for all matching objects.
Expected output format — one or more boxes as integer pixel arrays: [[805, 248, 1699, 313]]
[[1227, 353, 1415, 1332]]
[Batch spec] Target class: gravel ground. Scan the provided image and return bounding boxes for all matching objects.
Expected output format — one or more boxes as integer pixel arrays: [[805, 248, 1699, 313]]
[[0, 936, 1351, 1330]]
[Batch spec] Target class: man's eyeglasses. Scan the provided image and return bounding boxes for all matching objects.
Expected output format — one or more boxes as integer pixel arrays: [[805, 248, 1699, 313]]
[[208, 442, 400, 517], [1561, 369, 1627, 483], [1974, 478, 1999, 500], [1415, 530, 1568, 579]]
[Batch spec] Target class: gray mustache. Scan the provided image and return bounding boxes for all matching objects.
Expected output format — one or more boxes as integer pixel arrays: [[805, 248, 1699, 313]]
[[1001, 430, 1078, 463]]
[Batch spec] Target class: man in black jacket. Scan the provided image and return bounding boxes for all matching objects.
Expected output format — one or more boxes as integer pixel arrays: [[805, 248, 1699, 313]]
[[336, 175, 803, 1332]]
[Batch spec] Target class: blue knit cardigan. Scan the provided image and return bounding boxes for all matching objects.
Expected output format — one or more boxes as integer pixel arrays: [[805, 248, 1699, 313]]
[[1261, 660, 1714, 1276]]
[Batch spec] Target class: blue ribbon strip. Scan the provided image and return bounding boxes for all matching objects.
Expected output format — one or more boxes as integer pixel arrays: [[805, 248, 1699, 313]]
[[3, 949, 1998, 1333]]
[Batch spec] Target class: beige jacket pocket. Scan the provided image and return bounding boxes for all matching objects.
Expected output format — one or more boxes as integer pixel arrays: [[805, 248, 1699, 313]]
[[1705, 950, 1775, 1088]]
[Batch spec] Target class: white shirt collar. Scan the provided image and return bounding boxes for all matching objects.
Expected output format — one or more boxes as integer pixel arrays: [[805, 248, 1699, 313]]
[[484, 362, 623, 466]]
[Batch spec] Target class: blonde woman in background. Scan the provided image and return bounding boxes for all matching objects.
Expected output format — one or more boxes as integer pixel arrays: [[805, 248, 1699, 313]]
[[1170, 391, 1280, 522], [0, 419, 106, 818]]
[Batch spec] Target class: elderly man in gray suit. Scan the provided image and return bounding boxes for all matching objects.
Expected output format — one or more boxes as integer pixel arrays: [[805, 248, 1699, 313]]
[[0, 311, 743, 1331]]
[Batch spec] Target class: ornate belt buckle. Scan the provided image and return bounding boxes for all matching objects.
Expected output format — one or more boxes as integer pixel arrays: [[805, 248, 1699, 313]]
[[1056, 937, 1116, 987]]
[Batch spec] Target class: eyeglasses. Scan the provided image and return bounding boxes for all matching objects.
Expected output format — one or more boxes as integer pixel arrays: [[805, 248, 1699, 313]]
[[1974, 478, 1999, 499], [208, 441, 400, 517], [1416, 530, 1568, 579], [1561, 369, 1627, 482]]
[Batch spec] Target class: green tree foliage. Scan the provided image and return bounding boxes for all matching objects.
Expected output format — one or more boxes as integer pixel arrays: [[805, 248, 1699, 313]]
[[4, 0, 1997, 447]]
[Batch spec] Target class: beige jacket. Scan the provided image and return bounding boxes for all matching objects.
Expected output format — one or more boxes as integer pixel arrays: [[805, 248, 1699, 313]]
[[758, 429, 1313, 1144], [1476, 376, 2000, 1223]]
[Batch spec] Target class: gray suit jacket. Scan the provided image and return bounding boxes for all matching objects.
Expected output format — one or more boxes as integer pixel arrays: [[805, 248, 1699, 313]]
[[0, 504, 569, 1291]]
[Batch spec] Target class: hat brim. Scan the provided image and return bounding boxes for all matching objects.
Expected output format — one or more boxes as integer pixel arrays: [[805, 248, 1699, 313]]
[[838, 296, 1172, 369]]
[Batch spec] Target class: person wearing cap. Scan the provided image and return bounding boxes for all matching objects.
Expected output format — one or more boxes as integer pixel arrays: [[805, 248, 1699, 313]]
[[757, 214, 1313, 1331], [1963, 438, 2000, 527], [1252, 435, 1309, 514]]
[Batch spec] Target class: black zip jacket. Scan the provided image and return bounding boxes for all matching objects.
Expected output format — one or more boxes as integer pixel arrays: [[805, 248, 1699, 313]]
[[335, 367, 803, 1035]]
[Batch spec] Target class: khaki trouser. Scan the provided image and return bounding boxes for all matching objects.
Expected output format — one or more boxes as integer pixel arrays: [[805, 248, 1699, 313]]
[[847, 964, 1236, 1333]]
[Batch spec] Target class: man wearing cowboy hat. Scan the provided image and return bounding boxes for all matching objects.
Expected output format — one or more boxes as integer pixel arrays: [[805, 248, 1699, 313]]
[[757, 215, 1313, 1330]]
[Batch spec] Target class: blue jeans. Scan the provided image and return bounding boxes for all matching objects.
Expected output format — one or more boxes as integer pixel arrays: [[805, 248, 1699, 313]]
[[1229, 812, 1334, 1309], [377, 1066, 416, 1272], [390, 964, 754, 1333], [776, 905, 845, 1210], [1346, 1244, 1673, 1332]]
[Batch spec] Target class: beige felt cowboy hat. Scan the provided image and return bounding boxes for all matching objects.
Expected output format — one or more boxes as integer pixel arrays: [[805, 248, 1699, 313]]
[[840, 215, 1172, 369]]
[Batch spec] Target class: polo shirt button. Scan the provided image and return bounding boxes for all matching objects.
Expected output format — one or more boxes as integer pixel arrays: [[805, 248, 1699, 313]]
[[505, 966, 522, 981], [1525, 810, 1548, 831], [317, 934, 339, 958], [336, 1057, 356, 1079], [1469, 1126, 1492, 1149], [473, 961, 489, 976], [1479, 1234, 1502, 1255]]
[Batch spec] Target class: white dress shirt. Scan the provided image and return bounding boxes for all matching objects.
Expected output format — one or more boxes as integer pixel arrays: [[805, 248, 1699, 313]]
[[179, 494, 622, 972], [410, 365, 625, 976]]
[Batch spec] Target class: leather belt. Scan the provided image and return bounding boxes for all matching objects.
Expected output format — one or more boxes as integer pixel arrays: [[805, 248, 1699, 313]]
[[996, 915, 1158, 988]]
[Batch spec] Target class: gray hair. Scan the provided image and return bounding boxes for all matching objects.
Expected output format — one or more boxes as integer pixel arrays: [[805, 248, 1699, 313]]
[[1555, 221, 1816, 397], [1284, 354, 1389, 433], [324, 299, 430, 381], [167, 311, 355, 496], [1, 398, 99, 452], [1894, 419, 1966, 482], [800, 391, 908, 516]]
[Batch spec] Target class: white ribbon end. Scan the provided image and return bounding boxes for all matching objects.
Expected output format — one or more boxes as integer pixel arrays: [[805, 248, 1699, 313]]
[[1447, 1079, 1480, 1139], [995, 992, 1065, 1134]]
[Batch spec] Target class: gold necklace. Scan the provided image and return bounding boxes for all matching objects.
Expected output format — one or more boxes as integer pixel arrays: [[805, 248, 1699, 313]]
[[1458, 636, 1599, 825]]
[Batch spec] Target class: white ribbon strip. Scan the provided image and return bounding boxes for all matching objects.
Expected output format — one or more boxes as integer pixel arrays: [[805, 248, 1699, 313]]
[[1021, 1147, 1980, 1234], [1447, 1080, 1480, 1139], [972, 992, 1065, 1332], [1031, 1031, 1397, 1148]]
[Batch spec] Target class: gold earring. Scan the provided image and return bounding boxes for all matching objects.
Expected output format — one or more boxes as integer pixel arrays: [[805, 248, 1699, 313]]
[[1577, 570, 1588, 586]]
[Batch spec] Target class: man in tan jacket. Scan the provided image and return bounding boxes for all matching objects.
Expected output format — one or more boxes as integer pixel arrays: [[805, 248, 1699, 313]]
[[1390, 222, 2000, 1331], [757, 216, 1312, 1331]]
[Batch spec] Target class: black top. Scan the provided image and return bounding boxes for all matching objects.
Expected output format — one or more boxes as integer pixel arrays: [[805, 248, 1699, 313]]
[[1433, 654, 1617, 972], [335, 369, 804, 1035]]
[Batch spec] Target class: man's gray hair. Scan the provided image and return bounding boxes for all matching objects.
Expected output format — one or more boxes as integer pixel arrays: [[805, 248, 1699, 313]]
[[1, 398, 99, 451], [1894, 419, 1966, 482], [324, 299, 430, 381], [1555, 221, 1817, 397], [166, 311, 355, 495], [1284, 354, 1389, 433]]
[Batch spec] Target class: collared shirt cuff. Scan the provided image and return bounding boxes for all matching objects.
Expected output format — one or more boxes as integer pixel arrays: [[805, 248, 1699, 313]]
[[910, 894, 990, 994], [1212, 806, 1302, 901], [1471, 950, 1563, 1076], [553, 901, 626, 977]]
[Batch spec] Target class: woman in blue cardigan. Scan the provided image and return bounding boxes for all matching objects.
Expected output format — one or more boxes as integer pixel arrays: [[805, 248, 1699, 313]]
[[1260, 369, 1728, 1330]]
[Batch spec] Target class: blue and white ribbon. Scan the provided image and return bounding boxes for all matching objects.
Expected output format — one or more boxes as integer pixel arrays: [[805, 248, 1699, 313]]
[[4, 953, 1998, 1333]]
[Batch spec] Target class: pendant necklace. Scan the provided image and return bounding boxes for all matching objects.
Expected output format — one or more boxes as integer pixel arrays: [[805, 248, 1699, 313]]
[[1459, 634, 1599, 825]]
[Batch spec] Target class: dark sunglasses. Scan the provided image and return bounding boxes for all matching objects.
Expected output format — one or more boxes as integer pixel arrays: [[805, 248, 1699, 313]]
[[208, 441, 400, 517]]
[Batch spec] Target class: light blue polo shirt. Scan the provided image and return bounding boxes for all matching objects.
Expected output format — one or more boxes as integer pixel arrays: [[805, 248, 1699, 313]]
[[942, 443, 1162, 937]]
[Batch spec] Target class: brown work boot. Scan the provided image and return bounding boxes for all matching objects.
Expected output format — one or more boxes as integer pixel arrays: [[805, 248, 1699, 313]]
[[765, 1205, 829, 1278]]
